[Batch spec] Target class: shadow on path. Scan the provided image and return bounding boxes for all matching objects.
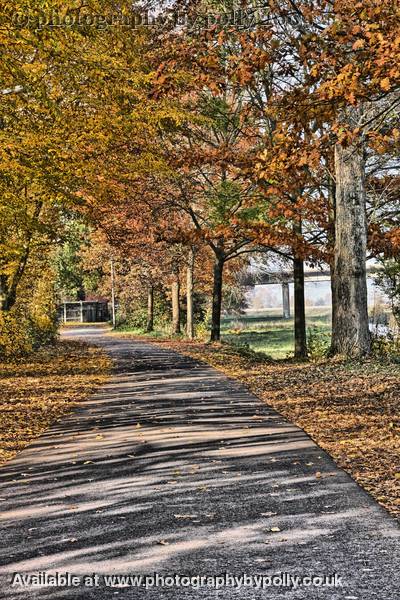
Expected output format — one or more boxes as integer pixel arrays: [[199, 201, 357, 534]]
[[0, 327, 398, 599]]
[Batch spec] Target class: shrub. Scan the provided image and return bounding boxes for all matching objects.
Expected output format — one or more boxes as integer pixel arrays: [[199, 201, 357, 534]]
[[117, 292, 171, 333], [0, 309, 33, 358], [307, 326, 331, 360], [0, 268, 58, 359], [374, 258, 400, 328], [121, 306, 148, 330], [29, 272, 58, 347], [194, 320, 209, 340], [371, 334, 400, 362]]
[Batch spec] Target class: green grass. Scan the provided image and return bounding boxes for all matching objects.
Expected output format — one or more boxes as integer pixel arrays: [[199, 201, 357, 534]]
[[221, 308, 332, 359], [111, 308, 333, 360]]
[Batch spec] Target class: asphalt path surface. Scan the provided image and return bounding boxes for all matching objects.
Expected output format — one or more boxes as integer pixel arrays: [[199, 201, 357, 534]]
[[0, 327, 398, 599]]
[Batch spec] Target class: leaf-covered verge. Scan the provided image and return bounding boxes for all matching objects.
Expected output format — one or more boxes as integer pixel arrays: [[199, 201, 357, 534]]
[[0, 341, 111, 465], [144, 337, 400, 520]]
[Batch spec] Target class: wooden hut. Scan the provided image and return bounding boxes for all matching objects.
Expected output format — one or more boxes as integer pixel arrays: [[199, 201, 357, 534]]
[[59, 301, 109, 323]]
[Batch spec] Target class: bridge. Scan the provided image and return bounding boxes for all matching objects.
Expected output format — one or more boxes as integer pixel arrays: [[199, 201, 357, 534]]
[[243, 265, 381, 319]]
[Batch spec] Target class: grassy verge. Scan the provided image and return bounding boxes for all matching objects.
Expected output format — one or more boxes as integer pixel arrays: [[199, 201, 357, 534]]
[[137, 336, 399, 520], [0, 340, 111, 465], [221, 308, 331, 359], [113, 308, 332, 359]]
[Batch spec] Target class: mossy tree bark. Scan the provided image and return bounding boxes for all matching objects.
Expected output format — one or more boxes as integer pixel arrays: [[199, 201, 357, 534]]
[[331, 140, 371, 356]]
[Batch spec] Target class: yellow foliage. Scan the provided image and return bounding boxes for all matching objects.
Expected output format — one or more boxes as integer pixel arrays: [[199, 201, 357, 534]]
[[0, 310, 33, 358], [0, 261, 58, 359]]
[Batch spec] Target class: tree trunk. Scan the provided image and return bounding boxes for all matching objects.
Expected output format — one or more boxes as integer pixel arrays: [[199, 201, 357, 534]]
[[1, 246, 31, 311], [186, 247, 194, 339], [0, 274, 8, 312], [210, 253, 224, 342], [331, 141, 370, 356], [330, 261, 337, 346], [0, 199, 42, 312], [328, 173, 337, 347], [171, 270, 181, 335], [282, 282, 290, 319], [294, 257, 307, 359], [146, 285, 154, 332]]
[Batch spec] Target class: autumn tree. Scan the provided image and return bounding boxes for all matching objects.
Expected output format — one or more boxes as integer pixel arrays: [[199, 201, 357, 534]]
[[262, 0, 400, 356], [218, 0, 400, 356], [153, 25, 268, 340], [1, 1, 160, 347]]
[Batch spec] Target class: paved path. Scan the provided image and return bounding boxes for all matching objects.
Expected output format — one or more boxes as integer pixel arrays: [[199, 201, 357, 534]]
[[0, 328, 398, 599]]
